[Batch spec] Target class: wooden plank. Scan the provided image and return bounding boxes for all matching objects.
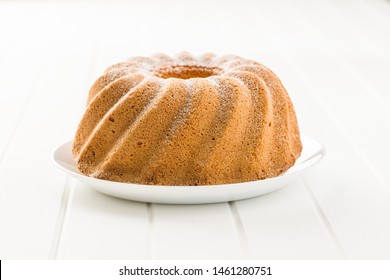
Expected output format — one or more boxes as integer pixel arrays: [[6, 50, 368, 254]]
[[0, 2, 97, 258], [235, 182, 343, 259], [150, 203, 243, 259], [225, 2, 390, 258], [276, 62, 390, 259], [254, 0, 390, 258], [57, 181, 150, 259], [0, 2, 49, 161]]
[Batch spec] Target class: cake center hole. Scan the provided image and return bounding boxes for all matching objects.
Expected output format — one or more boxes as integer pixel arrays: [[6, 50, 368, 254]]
[[155, 65, 221, 79]]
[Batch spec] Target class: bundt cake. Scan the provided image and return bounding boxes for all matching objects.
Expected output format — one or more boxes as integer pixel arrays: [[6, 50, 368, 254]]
[[72, 52, 302, 186]]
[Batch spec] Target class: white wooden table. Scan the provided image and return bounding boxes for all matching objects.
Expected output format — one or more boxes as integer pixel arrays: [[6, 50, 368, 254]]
[[1, 0, 390, 260]]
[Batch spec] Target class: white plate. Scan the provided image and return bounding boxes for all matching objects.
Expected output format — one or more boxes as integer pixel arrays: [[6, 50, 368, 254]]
[[53, 134, 324, 204]]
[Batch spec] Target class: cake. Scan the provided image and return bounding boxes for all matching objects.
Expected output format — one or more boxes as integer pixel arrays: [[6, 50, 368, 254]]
[[72, 52, 302, 186]]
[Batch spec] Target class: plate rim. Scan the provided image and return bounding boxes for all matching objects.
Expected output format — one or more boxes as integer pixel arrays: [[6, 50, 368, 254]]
[[52, 133, 325, 189]]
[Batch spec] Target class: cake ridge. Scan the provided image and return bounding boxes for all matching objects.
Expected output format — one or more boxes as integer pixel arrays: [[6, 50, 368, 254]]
[[254, 66, 295, 177], [180, 77, 237, 184], [94, 78, 193, 181], [138, 78, 224, 185], [76, 78, 162, 173], [136, 79, 195, 181], [198, 76, 253, 183], [223, 71, 270, 179], [90, 78, 168, 176], [74, 74, 145, 155], [88, 64, 156, 103], [76, 75, 151, 153]]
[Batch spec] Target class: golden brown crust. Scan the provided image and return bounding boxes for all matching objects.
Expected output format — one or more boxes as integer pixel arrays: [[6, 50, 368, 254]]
[[73, 52, 302, 185]]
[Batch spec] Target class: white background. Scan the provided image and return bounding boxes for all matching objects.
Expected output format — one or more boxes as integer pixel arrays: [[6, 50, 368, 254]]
[[0, 0, 390, 260]]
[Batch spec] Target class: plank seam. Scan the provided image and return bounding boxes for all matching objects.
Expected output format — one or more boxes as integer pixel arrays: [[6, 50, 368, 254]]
[[146, 203, 156, 260], [49, 177, 75, 259], [300, 177, 347, 259], [228, 201, 249, 259]]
